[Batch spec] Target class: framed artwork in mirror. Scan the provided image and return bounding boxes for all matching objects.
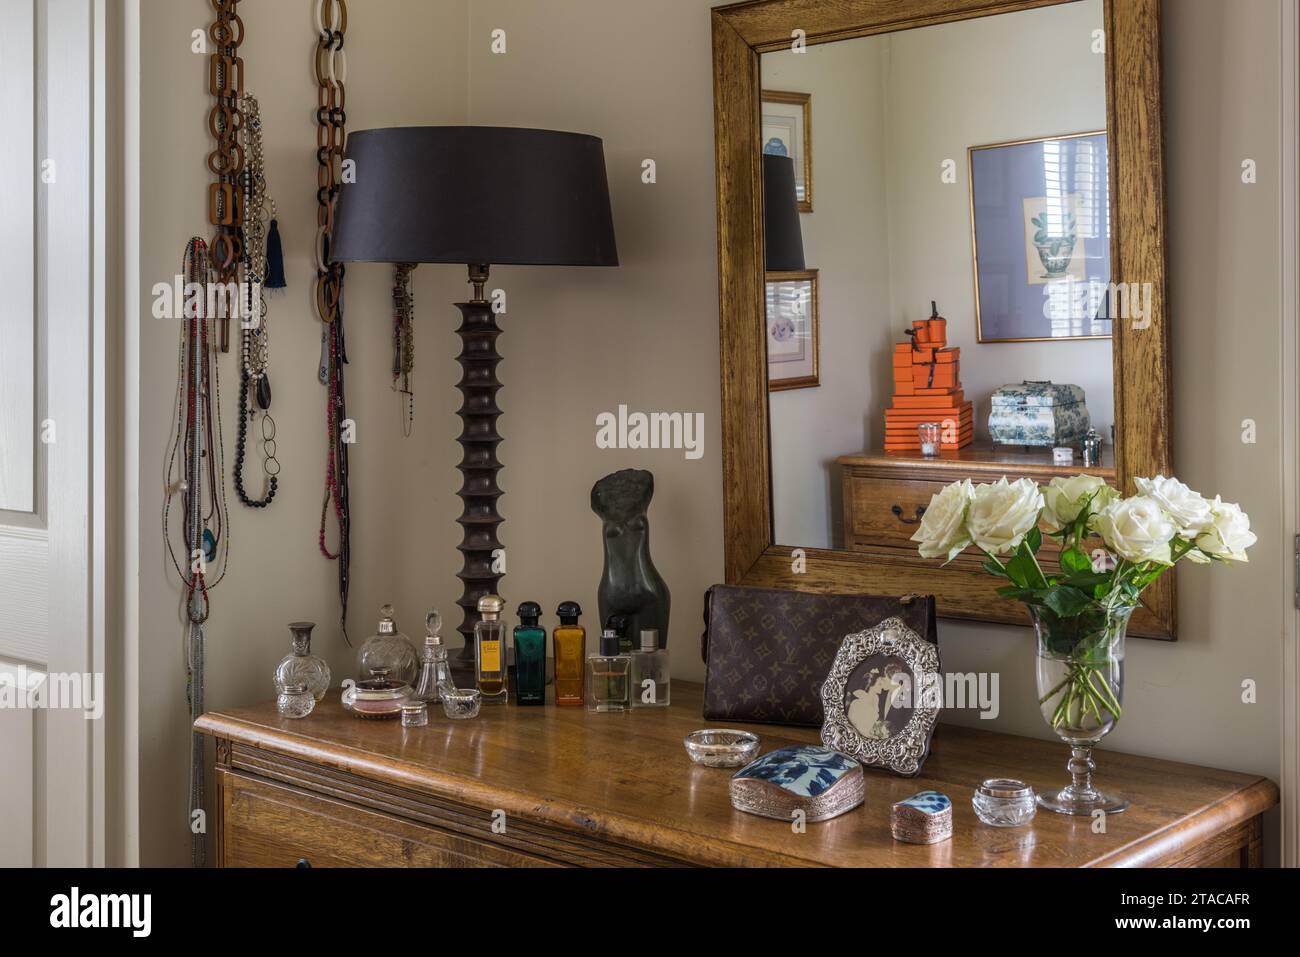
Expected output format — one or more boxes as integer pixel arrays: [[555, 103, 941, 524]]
[[712, 0, 1175, 639], [761, 90, 812, 211], [766, 268, 819, 391], [970, 131, 1112, 342]]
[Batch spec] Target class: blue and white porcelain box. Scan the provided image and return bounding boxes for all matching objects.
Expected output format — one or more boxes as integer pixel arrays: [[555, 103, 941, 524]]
[[729, 745, 864, 822], [988, 381, 1089, 448]]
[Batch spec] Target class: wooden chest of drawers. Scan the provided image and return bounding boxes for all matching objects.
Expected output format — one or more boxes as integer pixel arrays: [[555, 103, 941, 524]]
[[195, 681, 1276, 868]]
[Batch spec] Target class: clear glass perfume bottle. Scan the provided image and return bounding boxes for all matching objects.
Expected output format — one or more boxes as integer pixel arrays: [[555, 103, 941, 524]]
[[605, 614, 632, 655], [274, 621, 331, 701], [587, 628, 630, 713], [513, 601, 547, 706], [553, 601, 586, 707], [413, 609, 455, 705], [474, 595, 509, 704], [358, 604, 418, 687], [629, 628, 670, 708]]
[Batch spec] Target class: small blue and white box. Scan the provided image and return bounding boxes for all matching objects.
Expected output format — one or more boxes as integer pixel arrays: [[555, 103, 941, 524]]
[[890, 790, 953, 844]]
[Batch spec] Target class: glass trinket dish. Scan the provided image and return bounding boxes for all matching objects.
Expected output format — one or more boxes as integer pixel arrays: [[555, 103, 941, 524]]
[[274, 621, 331, 701], [683, 729, 760, 768], [441, 686, 482, 720], [277, 684, 315, 719], [341, 669, 412, 720], [358, 604, 418, 687], [972, 778, 1038, 827]]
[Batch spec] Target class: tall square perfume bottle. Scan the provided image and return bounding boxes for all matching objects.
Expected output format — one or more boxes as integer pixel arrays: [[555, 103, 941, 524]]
[[553, 601, 586, 707], [586, 628, 630, 713], [513, 601, 547, 706], [629, 628, 670, 708], [474, 594, 508, 704]]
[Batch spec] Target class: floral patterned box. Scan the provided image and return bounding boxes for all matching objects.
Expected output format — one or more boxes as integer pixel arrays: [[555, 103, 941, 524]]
[[988, 381, 1089, 448], [729, 745, 865, 822]]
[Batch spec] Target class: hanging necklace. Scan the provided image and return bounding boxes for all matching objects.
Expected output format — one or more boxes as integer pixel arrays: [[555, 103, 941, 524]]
[[314, 0, 352, 640], [162, 238, 231, 870], [393, 263, 416, 437], [234, 93, 285, 509]]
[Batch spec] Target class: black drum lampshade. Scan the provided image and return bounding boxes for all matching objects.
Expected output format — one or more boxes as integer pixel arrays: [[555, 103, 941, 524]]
[[331, 126, 619, 267], [763, 153, 805, 272]]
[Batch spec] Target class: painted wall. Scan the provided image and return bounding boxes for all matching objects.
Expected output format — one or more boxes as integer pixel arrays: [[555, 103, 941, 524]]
[[763, 40, 892, 549], [137, 0, 470, 867], [135, 0, 1285, 863]]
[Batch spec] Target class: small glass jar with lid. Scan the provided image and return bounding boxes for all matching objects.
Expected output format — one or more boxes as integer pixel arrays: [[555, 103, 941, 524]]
[[274, 621, 331, 701], [277, 684, 315, 719], [972, 778, 1037, 827], [400, 700, 429, 728], [358, 604, 418, 687]]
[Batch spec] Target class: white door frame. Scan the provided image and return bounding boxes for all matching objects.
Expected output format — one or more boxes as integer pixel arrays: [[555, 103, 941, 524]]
[[1281, 0, 1299, 871]]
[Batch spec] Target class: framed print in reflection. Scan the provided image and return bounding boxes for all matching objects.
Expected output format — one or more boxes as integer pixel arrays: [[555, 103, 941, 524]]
[[968, 131, 1111, 342], [766, 269, 819, 392], [761, 90, 812, 212]]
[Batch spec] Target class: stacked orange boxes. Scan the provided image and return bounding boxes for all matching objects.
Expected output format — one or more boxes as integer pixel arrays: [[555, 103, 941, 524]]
[[885, 312, 973, 452]]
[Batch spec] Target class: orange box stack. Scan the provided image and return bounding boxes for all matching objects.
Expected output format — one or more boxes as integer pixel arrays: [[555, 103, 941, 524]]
[[885, 308, 973, 452]]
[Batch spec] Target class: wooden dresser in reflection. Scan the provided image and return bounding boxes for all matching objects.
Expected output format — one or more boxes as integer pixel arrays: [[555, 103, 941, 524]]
[[194, 681, 1275, 868]]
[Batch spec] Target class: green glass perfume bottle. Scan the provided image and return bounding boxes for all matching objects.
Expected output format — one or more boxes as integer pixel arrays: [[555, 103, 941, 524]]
[[513, 601, 547, 706]]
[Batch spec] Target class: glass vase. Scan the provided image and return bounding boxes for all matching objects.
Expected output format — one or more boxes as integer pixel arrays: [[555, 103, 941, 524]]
[[1030, 601, 1135, 816]]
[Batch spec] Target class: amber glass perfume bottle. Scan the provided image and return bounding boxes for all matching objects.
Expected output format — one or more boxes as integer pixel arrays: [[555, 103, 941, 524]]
[[513, 601, 547, 706], [553, 601, 586, 707], [587, 628, 630, 713], [474, 595, 508, 704]]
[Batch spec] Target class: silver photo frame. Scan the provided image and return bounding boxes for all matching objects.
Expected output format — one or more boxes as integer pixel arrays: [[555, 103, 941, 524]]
[[820, 617, 941, 777]]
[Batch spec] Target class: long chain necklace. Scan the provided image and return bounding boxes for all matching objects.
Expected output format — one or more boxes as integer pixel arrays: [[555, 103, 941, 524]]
[[162, 239, 231, 869], [393, 263, 416, 437], [314, 0, 352, 640], [206, 0, 245, 354], [235, 93, 282, 508]]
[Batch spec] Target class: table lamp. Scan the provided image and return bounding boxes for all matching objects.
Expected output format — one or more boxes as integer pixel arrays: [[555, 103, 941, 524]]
[[332, 126, 619, 679]]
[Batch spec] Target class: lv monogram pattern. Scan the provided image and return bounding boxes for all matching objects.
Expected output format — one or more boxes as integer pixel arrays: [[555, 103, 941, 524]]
[[702, 585, 936, 727]]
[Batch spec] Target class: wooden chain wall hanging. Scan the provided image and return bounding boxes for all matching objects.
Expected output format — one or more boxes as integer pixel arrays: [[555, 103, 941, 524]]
[[314, 0, 353, 639], [207, 0, 245, 354], [163, 239, 232, 869]]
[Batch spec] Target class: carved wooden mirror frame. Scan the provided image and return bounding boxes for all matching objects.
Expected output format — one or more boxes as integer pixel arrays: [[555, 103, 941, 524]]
[[712, 0, 1175, 638]]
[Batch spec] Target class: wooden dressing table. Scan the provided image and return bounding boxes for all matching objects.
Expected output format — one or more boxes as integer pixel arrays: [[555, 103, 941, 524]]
[[195, 681, 1276, 867]]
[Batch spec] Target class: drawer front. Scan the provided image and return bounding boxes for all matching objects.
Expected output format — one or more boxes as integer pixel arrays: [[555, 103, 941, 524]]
[[220, 771, 560, 868], [842, 473, 1066, 566], [844, 475, 947, 548]]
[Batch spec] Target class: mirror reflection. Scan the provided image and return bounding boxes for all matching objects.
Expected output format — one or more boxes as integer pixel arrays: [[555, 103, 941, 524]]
[[761, 0, 1114, 552]]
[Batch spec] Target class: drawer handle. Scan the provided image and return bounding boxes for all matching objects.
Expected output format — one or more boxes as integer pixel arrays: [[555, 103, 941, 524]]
[[296, 858, 312, 869], [891, 504, 926, 526]]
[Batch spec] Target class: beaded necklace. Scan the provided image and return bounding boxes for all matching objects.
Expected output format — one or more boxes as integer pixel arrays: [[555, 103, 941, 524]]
[[234, 93, 284, 509], [393, 263, 416, 437]]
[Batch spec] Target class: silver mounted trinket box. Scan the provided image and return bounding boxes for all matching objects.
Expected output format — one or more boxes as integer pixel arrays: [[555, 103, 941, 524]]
[[728, 745, 865, 822]]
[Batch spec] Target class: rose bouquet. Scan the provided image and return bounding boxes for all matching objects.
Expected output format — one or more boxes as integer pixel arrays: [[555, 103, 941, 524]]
[[910, 473, 1255, 814]]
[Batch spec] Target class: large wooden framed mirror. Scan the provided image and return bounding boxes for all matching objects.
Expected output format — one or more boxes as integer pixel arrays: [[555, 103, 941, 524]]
[[712, 0, 1174, 638]]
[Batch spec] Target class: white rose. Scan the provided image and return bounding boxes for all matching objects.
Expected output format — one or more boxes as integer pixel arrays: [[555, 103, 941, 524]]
[[966, 478, 1044, 556], [1041, 474, 1118, 532], [1089, 495, 1176, 564], [1134, 475, 1214, 537], [910, 479, 974, 562], [1195, 497, 1257, 562]]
